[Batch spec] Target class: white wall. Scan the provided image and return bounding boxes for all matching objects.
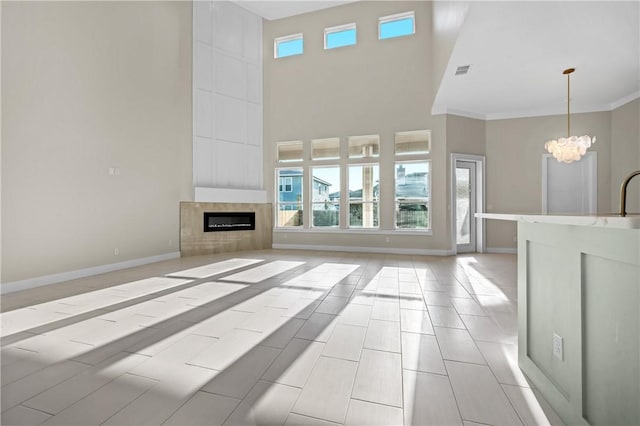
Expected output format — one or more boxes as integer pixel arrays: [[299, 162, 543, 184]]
[[1, 1, 192, 286], [192, 1, 264, 201], [264, 1, 453, 254], [484, 110, 619, 250], [611, 98, 640, 214]]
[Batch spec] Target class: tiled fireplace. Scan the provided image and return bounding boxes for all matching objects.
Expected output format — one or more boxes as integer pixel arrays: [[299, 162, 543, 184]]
[[180, 202, 272, 256], [203, 212, 256, 232]]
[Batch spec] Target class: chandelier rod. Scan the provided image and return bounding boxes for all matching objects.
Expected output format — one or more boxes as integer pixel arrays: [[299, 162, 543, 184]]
[[563, 68, 575, 137]]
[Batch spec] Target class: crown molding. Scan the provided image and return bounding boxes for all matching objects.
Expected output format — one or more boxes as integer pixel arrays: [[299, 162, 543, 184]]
[[432, 90, 640, 121], [607, 91, 640, 111]]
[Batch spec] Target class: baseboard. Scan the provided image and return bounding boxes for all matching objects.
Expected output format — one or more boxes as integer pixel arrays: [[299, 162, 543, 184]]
[[485, 247, 518, 254], [1, 252, 181, 295], [272, 243, 455, 256]]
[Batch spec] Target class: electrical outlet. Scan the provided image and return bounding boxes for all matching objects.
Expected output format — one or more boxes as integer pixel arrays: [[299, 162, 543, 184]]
[[113, 248, 120, 256], [553, 333, 563, 360], [385, 237, 390, 243]]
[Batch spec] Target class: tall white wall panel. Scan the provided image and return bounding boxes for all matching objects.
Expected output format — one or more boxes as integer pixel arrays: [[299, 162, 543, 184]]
[[194, 1, 212, 44], [247, 63, 262, 104], [192, 1, 263, 193], [214, 2, 244, 55], [216, 96, 247, 143], [216, 140, 245, 187], [194, 137, 214, 186], [244, 144, 263, 190], [215, 53, 246, 99], [194, 89, 213, 138], [244, 14, 262, 62], [194, 43, 213, 91], [247, 103, 262, 146]]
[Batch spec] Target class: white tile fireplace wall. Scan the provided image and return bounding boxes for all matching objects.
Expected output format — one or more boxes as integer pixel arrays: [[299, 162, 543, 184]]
[[192, 1, 265, 201]]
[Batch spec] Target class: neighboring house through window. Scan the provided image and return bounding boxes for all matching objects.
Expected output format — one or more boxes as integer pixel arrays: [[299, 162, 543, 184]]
[[275, 130, 430, 230], [394, 130, 431, 230], [279, 176, 293, 192], [311, 166, 340, 227], [276, 168, 303, 227]]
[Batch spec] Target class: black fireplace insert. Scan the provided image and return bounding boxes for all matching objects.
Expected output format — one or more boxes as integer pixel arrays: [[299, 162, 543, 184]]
[[203, 212, 256, 232]]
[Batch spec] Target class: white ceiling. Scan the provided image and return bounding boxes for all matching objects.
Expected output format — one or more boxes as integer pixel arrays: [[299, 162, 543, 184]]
[[233, 0, 357, 21], [432, 1, 640, 119], [232, 1, 639, 120]]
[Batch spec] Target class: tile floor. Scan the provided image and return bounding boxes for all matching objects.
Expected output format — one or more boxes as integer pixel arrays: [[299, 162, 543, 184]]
[[0, 249, 565, 425]]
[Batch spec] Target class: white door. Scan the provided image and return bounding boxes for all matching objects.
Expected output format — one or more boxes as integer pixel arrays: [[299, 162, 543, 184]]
[[456, 161, 476, 253], [543, 152, 597, 214]]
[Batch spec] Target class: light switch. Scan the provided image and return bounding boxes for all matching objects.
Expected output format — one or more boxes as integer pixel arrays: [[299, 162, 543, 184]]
[[553, 333, 563, 360]]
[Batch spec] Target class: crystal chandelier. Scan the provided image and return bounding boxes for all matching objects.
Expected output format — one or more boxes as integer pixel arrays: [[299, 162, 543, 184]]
[[544, 68, 595, 163]]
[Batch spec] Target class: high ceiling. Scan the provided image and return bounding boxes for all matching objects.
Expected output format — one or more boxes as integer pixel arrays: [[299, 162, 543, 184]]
[[233, 1, 640, 120], [432, 1, 640, 119], [234, 0, 357, 21]]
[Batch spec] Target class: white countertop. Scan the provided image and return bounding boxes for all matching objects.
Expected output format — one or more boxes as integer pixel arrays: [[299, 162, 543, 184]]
[[475, 213, 640, 229]]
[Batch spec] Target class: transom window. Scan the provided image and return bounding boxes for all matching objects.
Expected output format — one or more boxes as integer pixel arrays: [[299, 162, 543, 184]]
[[348, 134, 380, 158], [395, 129, 430, 155], [312, 137, 340, 160], [277, 141, 303, 162], [274, 33, 303, 58], [324, 23, 357, 49], [379, 11, 415, 40]]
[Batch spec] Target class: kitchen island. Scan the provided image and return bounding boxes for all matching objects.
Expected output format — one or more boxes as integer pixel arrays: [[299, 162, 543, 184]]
[[477, 213, 639, 426]]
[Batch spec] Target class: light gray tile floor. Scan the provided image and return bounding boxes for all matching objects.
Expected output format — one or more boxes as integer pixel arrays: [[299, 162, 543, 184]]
[[0, 250, 563, 425]]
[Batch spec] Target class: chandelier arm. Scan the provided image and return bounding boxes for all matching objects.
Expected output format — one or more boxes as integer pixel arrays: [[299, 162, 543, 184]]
[[567, 72, 570, 137]]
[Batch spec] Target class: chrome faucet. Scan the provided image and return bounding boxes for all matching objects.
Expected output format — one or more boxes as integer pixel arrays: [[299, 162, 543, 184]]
[[620, 170, 640, 217]]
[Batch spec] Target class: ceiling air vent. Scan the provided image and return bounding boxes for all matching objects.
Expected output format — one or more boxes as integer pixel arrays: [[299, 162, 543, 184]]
[[455, 65, 470, 75]]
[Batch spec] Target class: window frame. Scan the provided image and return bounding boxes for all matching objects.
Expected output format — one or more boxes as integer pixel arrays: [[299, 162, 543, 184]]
[[324, 22, 357, 50], [347, 163, 380, 229], [310, 165, 341, 228], [395, 129, 431, 156], [394, 159, 431, 231], [272, 132, 432, 235], [276, 140, 304, 163], [378, 11, 415, 40], [311, 137, 341, 161], [274, 33, 304, 59], [275, 167, 304, 228], [348, 134, 380, 159]]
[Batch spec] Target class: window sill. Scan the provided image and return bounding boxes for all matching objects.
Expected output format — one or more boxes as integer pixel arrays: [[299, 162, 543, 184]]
[[273, 227, 433, 236]]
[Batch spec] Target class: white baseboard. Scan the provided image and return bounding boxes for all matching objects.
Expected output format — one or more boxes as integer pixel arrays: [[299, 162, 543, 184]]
[[1, 252, 181, 295], [272, 243, 455, 256], [485, 247, 518, 254]]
